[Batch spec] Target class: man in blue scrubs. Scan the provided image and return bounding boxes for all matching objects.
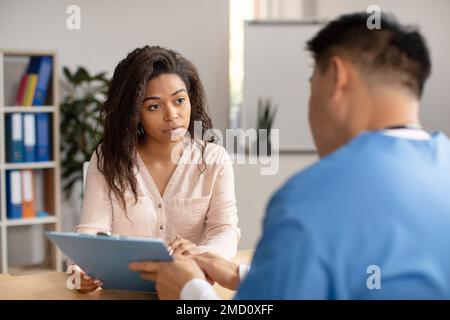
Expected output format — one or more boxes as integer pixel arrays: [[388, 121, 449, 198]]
[[130, 12, 450, 299]]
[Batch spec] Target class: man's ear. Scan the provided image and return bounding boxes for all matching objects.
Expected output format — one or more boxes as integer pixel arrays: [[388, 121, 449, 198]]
[[329, 56, 349, 101]]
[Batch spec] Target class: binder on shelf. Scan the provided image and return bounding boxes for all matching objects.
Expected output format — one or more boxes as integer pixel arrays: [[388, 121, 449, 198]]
[[5, 113, 24, 162], [22, 74, 38, 106], [6, 170, 22, 219], [27, 56, 53, 106], [35, 113, 51, 161], [16, 74, 29, 105], [22, 170, 36, 219], [23, 113, 36, 162]]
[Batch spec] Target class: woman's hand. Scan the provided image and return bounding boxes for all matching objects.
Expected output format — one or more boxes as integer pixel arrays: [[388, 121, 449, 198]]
[[191, 252, 240, 290], [67, 263, 103, 294], [168, 236, 199, 256]]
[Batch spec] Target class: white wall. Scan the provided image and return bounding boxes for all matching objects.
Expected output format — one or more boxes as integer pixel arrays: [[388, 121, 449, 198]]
[[315, 0, 450, 135], [0, 0, 230, 233]]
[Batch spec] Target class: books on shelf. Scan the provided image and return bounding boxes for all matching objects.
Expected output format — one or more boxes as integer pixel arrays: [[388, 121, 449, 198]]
[[5, 112, 51, 163], [16, 74, 28, 106], [5, 113, 23, 162], [15, 56, 52, 106], [23, 74, 38, 106], [1, 50, 60, 274], [21, 170, 35, 218], [6, 170, 22, 219], [28, 56, 52, 106], [23, 113, 36, 162], [6, 169, 48, 220], [35, 113, 51, 161], [4, 56, 53, 163]]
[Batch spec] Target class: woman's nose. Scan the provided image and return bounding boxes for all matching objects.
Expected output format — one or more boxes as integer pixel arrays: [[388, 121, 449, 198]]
[[165, 105, 178, 121]]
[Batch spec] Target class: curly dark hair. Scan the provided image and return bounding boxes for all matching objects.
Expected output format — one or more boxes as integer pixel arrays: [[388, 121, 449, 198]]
[[95, 46, 213, 210]]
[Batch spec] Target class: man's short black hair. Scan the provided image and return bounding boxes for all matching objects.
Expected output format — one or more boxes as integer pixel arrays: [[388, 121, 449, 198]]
[[307, 12, 431, 98]]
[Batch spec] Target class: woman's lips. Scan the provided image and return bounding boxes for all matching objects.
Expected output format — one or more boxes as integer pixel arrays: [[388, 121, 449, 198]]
[[163, 126, 186, 137]]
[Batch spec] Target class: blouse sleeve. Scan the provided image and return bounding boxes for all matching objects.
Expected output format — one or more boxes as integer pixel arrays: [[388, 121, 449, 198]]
[[197, 148, 241, 259]]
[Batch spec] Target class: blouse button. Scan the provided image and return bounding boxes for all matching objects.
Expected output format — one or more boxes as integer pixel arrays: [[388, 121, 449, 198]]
[[158, 204, 162, 209], [160, 225, 164, 230]]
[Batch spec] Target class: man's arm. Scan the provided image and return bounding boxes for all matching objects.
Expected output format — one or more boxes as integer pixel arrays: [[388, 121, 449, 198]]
[[180, 262, 251, 300], [180, 279, 220, 300], [235, 201, 328, 299]]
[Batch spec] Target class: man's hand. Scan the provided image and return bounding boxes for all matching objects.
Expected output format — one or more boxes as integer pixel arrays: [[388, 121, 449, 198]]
[[129, 255, 205, 299], [191, 252, 240, 290]]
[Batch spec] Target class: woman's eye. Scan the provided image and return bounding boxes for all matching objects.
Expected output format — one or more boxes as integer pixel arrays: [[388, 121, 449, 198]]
[[149, 104, 160, 111], [175, 97, 185, 105]]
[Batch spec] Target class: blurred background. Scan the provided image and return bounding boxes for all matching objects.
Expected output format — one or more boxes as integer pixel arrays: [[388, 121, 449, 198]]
[[0, 0, 449, 274]]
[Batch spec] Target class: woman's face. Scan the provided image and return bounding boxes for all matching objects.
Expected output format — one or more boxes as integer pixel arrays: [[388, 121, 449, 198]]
[[140, 73, 191, 144]]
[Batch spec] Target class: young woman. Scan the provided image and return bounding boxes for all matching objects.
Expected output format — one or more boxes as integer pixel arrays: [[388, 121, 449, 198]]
[[71, 46, 240, 293]]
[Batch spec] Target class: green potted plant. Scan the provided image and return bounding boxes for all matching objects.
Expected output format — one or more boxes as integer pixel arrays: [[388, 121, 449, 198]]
[[256, 97, 277, 156], [60, 66, 109, 199]]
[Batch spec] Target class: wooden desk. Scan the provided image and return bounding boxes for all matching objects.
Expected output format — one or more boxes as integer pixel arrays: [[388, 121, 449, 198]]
[[0, 250, 253, 300]]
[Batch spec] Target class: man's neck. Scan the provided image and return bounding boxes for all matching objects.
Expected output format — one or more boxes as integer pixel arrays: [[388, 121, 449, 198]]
[[353, 88, 421, 136], [319, 89, 422, 158]]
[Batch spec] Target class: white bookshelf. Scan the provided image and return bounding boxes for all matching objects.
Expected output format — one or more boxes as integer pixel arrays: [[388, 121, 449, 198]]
[[3, 161, 56, 170], [5, 216, 58, 227], [3, 106, 56, 113], [0, 50, 62, 274]]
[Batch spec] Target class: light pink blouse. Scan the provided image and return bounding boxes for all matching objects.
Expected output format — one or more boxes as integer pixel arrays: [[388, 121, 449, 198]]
[[77, 140, 240, 259]]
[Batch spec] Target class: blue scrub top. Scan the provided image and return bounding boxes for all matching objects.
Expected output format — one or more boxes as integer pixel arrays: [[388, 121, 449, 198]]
[[236, 131, 450, 299]]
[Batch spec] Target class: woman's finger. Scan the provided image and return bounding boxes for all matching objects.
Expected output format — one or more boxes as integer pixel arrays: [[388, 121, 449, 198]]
[[80, 276, 96, 284], [77, 276, 102, 287], [172, 243, 188, 255], [82, 273, 92, 280], [77, 286, 100, 293], [168, 237, 188, 249], [77, 280, 102, 290], [78, 280, 102, 288], [79, 284, 99, 290], [79, 278, 94, 286], [69, 272, 102, 292], [173, 242, 195, 256], [168, 235, 181, 247], [182, 244, 198, 255]]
